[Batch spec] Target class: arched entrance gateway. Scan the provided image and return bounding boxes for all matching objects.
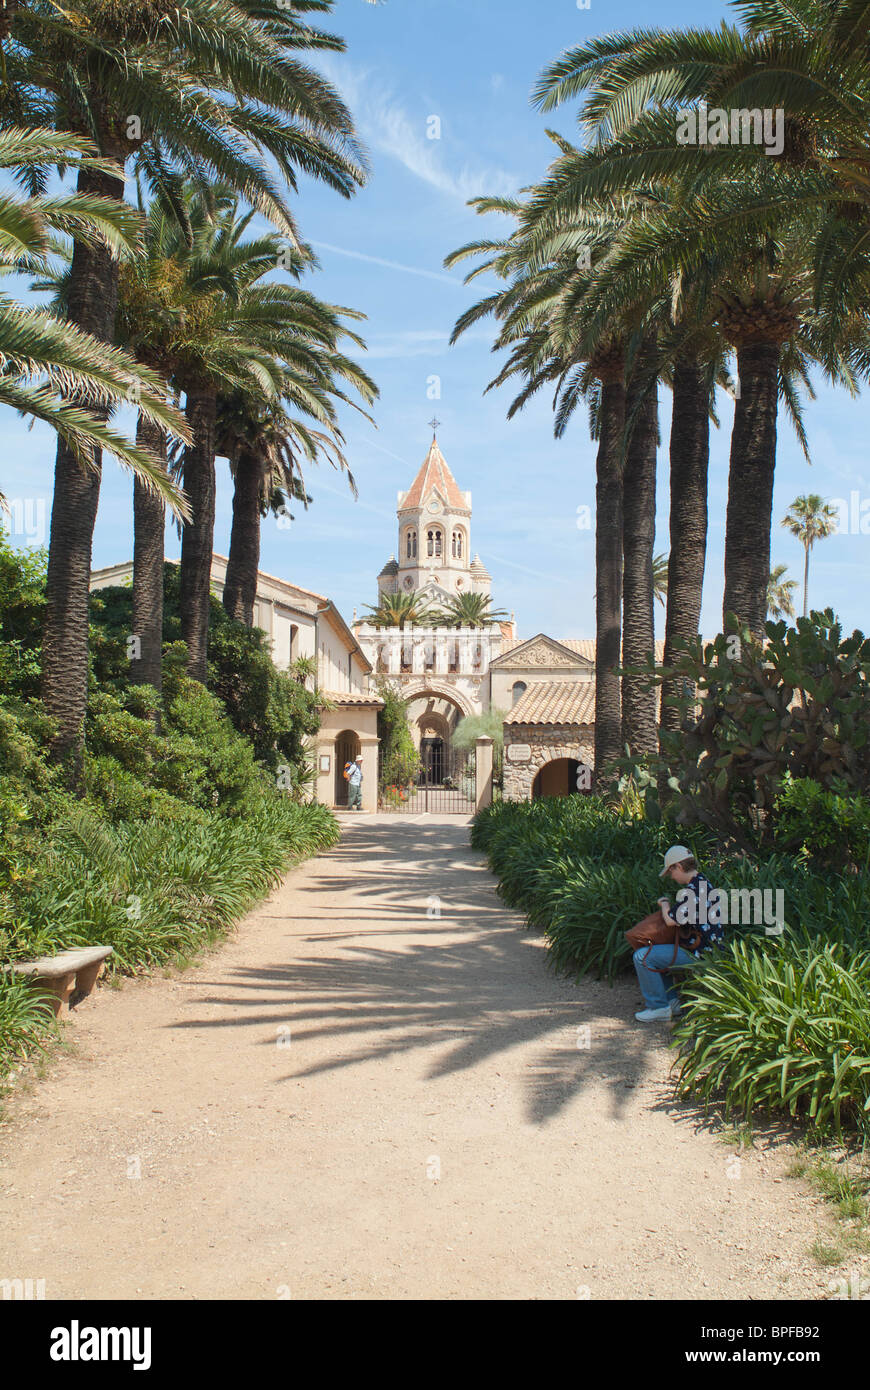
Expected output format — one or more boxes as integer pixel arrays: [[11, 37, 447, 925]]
[[531, 757, 592, 800], [379, 684, 477, 813], [334, 729, 361, 807]]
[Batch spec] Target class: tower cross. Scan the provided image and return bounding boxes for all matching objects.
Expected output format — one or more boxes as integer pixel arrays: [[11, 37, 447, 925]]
[[428, 416, 441, 434]]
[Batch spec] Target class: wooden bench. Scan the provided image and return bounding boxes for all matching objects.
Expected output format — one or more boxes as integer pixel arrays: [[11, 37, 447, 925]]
[[9, 946, 114, 1016]]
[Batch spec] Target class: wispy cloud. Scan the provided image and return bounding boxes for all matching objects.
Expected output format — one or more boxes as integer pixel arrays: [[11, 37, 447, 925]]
[[318, 57, 519, 202], [311, 240, 465, 288]]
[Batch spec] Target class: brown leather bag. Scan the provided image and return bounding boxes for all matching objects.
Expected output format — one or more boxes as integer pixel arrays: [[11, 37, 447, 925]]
[[625, 909, 701, 972]]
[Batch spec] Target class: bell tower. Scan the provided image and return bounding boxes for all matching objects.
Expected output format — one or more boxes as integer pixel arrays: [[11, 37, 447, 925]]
[[377, 426, 490, 605]]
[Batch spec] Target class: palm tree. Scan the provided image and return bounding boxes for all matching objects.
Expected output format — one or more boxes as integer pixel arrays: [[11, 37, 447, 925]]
[[218, 381, 373, 628], [360, 592, 436, 630], [652, 552, 668, 608], [445, 181, 637, 784], [620, 336, 658, 757], [5, 0, 367, 760], [531, 7, 870, 636], [431, 593, 510, 628], [118, 187, 372, 683], [115, 188, 279, 685], [781, 494, 838, 618], [767, 564, 797, 621], [0, 128, 188, 509], [1, 128, 190, 727]]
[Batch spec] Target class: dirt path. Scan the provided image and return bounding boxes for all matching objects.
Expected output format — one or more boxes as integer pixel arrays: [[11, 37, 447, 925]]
[[0, 815, 843, 1299]]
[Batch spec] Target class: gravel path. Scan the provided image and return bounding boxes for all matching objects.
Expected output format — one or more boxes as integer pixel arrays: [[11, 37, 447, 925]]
[[0, 814, 845, 1299]]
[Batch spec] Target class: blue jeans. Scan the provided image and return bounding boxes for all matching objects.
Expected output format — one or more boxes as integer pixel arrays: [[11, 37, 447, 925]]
[[633, 944, 697, 1009], [347, 779, 362, 809]]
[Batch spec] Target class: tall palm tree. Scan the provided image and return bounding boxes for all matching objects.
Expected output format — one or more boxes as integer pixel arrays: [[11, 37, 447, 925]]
[[118, 186, 373, 683], [115, 188, 277, 685], [218, 382, 373, 628], [1, 129, 190, 727], [445, 181, 640, 785], [0, 128, 188, 510], [531, 7, 870, 635], [767, 564, 797, 621], [5, 0, 367, 761], [620, 336, 658, 756], [781, 494, 838, 618], [431, 593, 510, 628]]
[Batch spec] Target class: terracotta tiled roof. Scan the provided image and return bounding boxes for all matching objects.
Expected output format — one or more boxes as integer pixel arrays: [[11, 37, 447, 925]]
[[400, 438, 468, 512], [505, 681, 596, 726], [498, 638, 666, 663], [320, 690, 384, 706]]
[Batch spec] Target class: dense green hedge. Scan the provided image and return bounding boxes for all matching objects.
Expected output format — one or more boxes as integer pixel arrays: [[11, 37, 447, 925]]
[[1, 797, 339, 971], [472, 797, 717, 980], [473, 796, 870, 1138], [0, 537, 339, 1083]]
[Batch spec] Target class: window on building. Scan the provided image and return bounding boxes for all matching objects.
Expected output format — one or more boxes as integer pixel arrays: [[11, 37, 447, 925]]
[[406, 529, 417, 559], [452, 530, 463, 559], [512, 681, 527, 705], [427, 528, 442, 558]]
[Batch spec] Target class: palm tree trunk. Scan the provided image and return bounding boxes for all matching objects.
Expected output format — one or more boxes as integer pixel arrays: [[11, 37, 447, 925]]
[[594, 373, 626, 788], [42, 149, 126, 772], [223, 447, 263, 625], [179, 385, 218, 682], [131, 415, 167, 695], [802, 541, 810, 618], [621, 365, 658, 758], [661, 356, 710, 737], [722, 341, 780, 638]]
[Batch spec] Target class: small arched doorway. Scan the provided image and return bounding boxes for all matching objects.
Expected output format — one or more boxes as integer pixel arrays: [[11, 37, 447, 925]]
[[334, 729, 361, 807], [531, 757, 588, 800]]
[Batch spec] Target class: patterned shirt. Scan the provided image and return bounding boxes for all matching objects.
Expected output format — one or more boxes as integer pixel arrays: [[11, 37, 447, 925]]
[[345, 761, 362, 786], [673, 874, 725, 958]]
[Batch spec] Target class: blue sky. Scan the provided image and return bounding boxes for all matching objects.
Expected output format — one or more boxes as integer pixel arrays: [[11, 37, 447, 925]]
[[5, 0, 870, 642]]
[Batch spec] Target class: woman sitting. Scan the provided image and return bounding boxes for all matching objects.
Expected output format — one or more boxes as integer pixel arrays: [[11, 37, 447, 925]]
[[633, 845, 724, 1022]]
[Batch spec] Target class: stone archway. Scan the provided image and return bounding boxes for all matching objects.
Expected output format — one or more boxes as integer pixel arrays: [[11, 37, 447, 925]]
[[401, 684, 475, 754], [400, 679, 477, 721], [531, 757, 584, 800], [502, 728, 595, 801], [334, 729, 361, 807]]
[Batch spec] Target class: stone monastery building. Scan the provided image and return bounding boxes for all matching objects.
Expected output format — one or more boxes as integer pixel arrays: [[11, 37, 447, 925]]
[[91, 431, 647, 810], [353, 432, 607, 801]]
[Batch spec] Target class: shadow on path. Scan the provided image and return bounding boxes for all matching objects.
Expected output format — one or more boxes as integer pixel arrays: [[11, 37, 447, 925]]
[[173, 818, 661, 1125]]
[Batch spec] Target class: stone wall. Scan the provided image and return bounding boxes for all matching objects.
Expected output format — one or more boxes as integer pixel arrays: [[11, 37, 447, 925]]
[[502, 723, 595, 801]]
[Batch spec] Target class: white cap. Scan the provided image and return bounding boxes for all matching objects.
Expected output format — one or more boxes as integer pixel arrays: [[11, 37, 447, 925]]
[[660, 845, 691, 877]]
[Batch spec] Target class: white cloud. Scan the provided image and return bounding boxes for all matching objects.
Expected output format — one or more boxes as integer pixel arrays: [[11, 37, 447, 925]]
[[318, 57, 519, 202]]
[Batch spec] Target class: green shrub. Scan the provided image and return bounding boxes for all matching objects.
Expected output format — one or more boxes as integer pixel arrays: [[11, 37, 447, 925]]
[[88, 563, 321, 790], [376, 678, 419, 789], [645, 611, 870, 850], [773, 775, 870, 870], [0, 972, 56, 1068], [0, 536, 46, 702], [674, 934, 870, 1140], [2, 797, 339, 972], [472, 796, 870, 982]]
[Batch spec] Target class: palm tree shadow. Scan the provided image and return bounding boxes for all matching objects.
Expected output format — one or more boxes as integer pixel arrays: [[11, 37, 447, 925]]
[[174, 818, 673, 1124]]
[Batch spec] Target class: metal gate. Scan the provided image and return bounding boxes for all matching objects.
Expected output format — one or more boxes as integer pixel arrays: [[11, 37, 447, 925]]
[[378, 742, 476, 814]]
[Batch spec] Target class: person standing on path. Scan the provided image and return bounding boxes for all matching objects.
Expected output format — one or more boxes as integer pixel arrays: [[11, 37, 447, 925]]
[[345, 754, 363, 810]]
